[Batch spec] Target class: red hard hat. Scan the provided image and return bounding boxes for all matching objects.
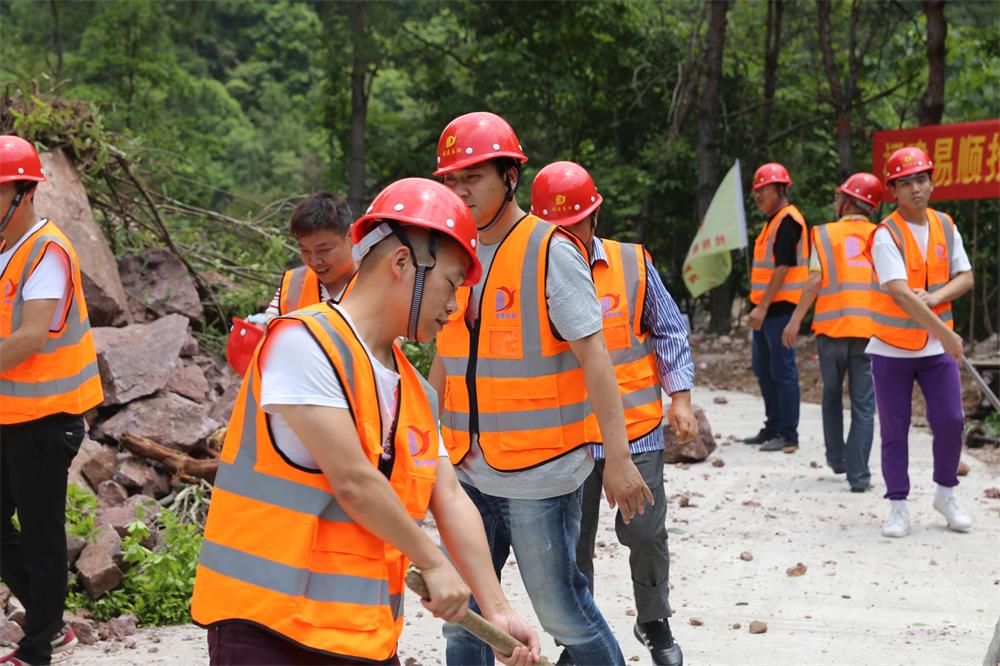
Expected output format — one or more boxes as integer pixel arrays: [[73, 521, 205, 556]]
[[885, 146, 933, 183], [434, 112, 527, 176], [837, 172, 883, 207], [352, 178, 482, 286], [0, 135, 45, 184], [226, 317, 265, 376], [752, 162, 792, 190], [530, 161, 603, 226]]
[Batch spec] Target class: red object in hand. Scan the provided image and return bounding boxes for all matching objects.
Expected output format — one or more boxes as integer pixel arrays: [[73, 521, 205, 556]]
[[226, 317, 265, 376]]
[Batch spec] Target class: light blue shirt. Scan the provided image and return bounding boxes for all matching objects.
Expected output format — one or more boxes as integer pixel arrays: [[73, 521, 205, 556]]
[[588, 237, 695, 460]]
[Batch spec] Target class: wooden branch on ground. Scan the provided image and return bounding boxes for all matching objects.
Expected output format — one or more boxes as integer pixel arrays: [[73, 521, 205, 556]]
[[120, 432, 219, 484]]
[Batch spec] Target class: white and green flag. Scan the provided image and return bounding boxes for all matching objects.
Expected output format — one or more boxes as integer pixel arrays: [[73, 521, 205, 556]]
[[682, 160, 748, 298]]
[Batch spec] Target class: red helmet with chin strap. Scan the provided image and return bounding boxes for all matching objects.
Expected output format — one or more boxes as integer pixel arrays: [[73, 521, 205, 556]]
[[352, 178, 481, 287], [530, 161, 603, 226], [884, 146, 933, 183], [752, 162, 792, 190], [1, 135, 46, 233], [0, 135, 46, 184], [837, 172, 883, 208], [434, 112, 527, 176]]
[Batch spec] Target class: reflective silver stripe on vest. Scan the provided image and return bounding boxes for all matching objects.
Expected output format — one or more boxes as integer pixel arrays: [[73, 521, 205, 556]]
[[282, 266, 318, 314], [612, 242, 661, 399], [814, 307, 952, 327], [4, 231, 92, 356], [0, 359, 99, 398], [750, 280, 805, 292], [752, 211, 806, 272], [200, 540, 396, 610]]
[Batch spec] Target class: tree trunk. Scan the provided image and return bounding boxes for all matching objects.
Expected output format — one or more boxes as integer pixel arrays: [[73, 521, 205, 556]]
[[756, 0, 784, 148], [816, 0, 854, 179], [697, 0, 732, 332], [49, 0, 64, 78], [918, 0, 947, 126], [348, 1, 368, 217]]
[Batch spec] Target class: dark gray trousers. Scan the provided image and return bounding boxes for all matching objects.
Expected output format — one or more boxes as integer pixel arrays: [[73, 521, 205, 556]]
[[577, 449, 671, 624]]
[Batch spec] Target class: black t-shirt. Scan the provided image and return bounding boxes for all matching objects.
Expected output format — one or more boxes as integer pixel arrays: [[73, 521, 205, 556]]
[[765, 215, 802, 319]]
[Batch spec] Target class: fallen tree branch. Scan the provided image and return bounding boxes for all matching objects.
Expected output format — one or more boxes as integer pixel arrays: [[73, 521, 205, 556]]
[[120, 432, 219, 484]]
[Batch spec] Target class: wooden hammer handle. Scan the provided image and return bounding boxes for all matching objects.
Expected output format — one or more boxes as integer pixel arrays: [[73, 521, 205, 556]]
[[404, 567, 554, 666]]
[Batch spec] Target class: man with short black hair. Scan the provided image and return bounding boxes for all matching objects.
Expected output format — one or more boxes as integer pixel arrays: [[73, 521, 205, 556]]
[[266, 192, 356, 317]]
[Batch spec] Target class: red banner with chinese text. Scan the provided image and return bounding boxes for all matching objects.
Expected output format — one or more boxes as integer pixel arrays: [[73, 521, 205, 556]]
[[872, 120, 1000, 201]]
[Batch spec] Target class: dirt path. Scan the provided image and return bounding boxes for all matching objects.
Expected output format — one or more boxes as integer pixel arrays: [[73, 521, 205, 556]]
[[66, 387, 1000, 665]]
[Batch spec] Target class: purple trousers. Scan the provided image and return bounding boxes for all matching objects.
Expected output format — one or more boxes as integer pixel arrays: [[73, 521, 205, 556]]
[[871, 353, 963, 500]]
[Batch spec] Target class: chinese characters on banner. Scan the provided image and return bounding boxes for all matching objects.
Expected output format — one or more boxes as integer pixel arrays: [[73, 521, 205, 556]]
[[872, 119, 1000, 201]]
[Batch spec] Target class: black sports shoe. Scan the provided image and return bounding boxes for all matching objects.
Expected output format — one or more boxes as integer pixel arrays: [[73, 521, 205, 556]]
[[742, 428, 775, 445], [634, 619, 683, 666], [760, 435, 796, 452]]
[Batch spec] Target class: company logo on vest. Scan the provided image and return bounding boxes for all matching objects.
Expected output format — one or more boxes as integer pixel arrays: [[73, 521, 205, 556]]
[[2, 279, 16, 307], [600, 293, 623, 318], [407, 425, 435, 463], [495, 287, 518, 319]]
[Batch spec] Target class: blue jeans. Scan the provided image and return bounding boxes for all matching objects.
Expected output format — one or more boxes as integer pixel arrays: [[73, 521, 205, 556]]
[[817, 335, 875, 489], [751, 312, 800, 443], [443, 482, 624, 666]]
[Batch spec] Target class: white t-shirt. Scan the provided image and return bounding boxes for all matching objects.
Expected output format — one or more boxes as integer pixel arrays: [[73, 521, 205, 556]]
[[260, 304, 443, 470], [0, 219, 71, 331], [865, 218, 971, 359]]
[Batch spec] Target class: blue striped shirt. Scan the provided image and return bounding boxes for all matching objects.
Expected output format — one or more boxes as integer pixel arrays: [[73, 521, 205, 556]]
[[588, 237, 695, 460]]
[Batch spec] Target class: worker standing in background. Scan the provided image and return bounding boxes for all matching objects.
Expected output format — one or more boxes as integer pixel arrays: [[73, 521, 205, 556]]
[[1, 135, 101, 666], [744, 162, 809, 453], [782, 172, 882, 493], [865, 147, 974, 538]]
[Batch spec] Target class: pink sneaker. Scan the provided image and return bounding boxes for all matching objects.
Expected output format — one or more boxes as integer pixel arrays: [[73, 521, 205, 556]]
[[50, 625, 78, 654]]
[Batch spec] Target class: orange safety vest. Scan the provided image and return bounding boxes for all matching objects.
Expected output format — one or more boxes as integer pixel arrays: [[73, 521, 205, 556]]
[[865, 209, 955, 351], [750, 204, 809, 306], [191, 304, 439, 661], [0, 220, 103, 424], [589, 238, 662, 443], [437, 215, 595, 472], [810, 216, 877, 339], [277, 266, 357, 314]]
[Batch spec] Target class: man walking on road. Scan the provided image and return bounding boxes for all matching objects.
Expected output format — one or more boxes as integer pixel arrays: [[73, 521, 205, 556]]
[[744, 162, 809, 452], [1, 135, 101, 666], [192, 179, 540, 665], [782, 172, 882, 492], [532, 161, 696, 666], [865, 147, 974, 538], [430, 113, 650, 666]]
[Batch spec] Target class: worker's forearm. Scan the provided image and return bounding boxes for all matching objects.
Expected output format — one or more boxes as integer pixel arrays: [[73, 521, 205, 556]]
[[436, 490, 510, 618], [334, 468, 445, 571], [789, 276, 820, 325], [0, 329, 44, 372], [931, 271, 974, 305], [891, 289, 953, 341], [758, 266, 790, 308], [579, 345, 629, 460]]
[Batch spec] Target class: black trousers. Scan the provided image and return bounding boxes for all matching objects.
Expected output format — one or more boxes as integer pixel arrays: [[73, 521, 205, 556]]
[[0, 413, 83, 665]]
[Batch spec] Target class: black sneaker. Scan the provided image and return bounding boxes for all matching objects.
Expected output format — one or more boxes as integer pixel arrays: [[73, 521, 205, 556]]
[[743, 428, 775, 445], [828, 462, 846, 474], [760, 435, 796, 452], [634, 619, 683, 666]]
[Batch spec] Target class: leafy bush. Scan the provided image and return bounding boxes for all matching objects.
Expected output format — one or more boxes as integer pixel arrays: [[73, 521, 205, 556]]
[[67, 503, 203, 625]]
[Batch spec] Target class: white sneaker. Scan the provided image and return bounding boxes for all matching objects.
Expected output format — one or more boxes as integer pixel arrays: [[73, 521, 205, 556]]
[[932, 494, 972, 532], [881, 502, 910, 538]]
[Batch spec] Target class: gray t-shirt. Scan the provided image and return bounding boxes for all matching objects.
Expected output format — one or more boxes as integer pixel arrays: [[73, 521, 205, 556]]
[[456, 231, 602, 500]]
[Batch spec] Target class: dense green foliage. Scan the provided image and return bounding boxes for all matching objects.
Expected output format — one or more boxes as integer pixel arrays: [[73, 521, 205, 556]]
[[2, 0, 997, 337], [65, 490, 208, 625]]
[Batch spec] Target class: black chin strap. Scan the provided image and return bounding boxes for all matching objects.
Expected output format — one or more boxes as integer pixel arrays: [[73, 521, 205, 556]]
[[477, 172, 516, 234], [388, 222, 438, 340], [0, 188, 27, 234]]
